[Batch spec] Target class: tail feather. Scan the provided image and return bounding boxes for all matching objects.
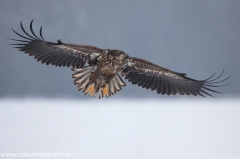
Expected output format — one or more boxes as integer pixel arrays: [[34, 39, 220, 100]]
[[112, 77, 120, 91], [77, 78, 90, 90], [109, 80, 115, 95], [108, 74, 126, 96], [72, 69, 90, 79], [116, 74, 126, 87], [74, 73, 90, 85], [72, 66, 95, 91], [72, 66, 126, 98], [95, 78, 104, 95], [83, 83, 91, 95]]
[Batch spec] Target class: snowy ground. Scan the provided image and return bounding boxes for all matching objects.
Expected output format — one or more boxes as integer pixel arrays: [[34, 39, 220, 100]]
[[0, 98, 239, 159]]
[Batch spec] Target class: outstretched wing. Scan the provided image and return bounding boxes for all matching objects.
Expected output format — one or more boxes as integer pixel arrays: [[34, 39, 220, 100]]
[[9, 20, 103, 67], [121, 57, 230, 97]]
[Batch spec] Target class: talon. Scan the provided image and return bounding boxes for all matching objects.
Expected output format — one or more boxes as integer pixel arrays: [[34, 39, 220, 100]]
[[101, 84, 109, 96], [87, 84, 95, 96]]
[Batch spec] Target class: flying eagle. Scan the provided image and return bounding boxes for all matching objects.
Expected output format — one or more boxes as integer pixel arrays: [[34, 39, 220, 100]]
[[9, 20, 229, 98]]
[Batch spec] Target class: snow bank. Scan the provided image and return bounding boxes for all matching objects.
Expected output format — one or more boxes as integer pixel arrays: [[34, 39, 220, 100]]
[[0, 98, 239, 159]]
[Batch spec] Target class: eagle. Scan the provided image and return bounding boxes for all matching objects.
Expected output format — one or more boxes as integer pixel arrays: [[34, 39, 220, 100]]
[[9, 20, 229, 98]]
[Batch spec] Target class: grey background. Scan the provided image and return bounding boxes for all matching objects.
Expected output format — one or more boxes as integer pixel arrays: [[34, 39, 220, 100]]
[[0, 0, 239, 98]]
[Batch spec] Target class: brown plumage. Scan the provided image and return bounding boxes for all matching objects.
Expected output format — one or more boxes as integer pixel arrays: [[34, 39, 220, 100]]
[[9, 20, 230, 98]]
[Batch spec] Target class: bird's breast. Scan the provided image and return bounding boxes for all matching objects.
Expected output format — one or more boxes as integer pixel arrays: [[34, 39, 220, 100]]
[[97, 60, 118, 75]]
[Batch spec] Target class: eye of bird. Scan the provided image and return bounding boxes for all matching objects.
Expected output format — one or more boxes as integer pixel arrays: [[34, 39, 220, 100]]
[[121, 54, 126, 59]]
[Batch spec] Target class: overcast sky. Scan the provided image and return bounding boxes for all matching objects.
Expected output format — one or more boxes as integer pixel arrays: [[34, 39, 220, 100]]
[[0, 0, 239, 98]]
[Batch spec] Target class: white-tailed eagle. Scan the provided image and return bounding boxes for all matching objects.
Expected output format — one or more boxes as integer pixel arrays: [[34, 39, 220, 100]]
[[9, 20, 230, 98]]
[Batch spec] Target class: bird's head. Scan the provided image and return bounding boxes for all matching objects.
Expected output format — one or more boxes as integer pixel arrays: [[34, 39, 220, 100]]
[[119, 52, 128, 60]]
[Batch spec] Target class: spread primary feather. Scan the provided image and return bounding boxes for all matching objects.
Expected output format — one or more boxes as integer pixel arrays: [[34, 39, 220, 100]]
[[9, 20, 230, 98]]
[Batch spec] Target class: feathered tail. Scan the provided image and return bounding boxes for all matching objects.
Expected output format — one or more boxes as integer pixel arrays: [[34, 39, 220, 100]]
[[72, 66, 126, 98]]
